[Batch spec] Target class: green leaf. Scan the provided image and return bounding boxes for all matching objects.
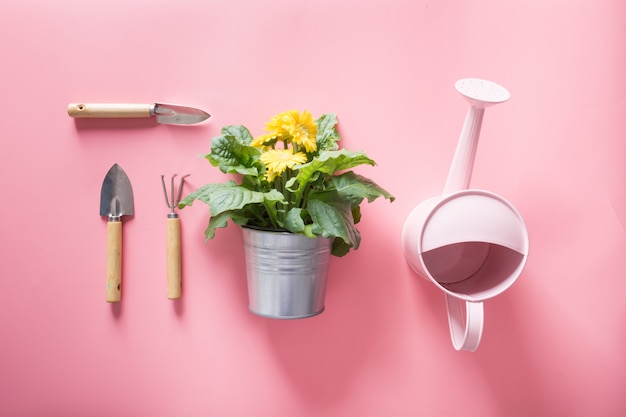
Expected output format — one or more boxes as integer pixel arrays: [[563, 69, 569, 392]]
[[178, 181, 237, 208], [209, 185, 284, 217], [284, 208, 305, 233], [331, 171, 396, 206], [288, 149, 377, 197], [331, 238, 352, 257], [302, 224, 317, 239], [178, 181, 284, 218], [351, 205, 362, 225], [308, 193, 361, 251], [204, 210, 249, 241], [316, 113, 340, 151], [207, 134, 261, 176], [221, 125, 254, 144]]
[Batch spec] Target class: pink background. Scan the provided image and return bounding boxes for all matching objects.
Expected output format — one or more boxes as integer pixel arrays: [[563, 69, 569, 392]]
[[1, 0, 625, 416]]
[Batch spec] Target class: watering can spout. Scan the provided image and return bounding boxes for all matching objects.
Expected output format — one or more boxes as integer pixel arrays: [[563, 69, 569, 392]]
[[443, 79, 510, 195]]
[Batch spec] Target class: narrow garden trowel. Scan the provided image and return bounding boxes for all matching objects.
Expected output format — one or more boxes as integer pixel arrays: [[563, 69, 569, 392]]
[[100, 163, 134, 302], [68, 102, 210, 125]]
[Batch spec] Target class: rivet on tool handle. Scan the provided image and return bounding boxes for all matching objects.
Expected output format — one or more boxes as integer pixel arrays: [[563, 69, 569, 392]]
[[68, 103, 152, 118]]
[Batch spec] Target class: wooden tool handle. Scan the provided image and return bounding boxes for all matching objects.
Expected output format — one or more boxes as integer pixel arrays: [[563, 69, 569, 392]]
[[68, 103, 152, 118], [166, 218, 182, 299], [106, 220, 122, 302]]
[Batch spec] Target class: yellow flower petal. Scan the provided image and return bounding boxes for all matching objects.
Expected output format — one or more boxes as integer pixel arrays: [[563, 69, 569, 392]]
[[264, 110, 318, 153], [260, 149, 307, 181], [288, 110, 318, 153], [251, 133, 279, 149]]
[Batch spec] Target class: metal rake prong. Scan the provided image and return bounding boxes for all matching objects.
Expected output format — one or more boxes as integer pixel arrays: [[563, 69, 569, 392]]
[[176, 174, 191, 206], [161, 173, 190, 214], [170, 174, 177, 210], [161, 174, 172, 209]]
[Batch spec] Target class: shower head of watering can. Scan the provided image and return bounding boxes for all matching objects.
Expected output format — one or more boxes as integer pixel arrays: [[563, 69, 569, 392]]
[[443, 78, 511, 194], [455, 78, 510, 109]]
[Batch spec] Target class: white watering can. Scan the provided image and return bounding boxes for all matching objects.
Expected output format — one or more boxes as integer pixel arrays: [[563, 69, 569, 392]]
[[402, 78, 529, 351]]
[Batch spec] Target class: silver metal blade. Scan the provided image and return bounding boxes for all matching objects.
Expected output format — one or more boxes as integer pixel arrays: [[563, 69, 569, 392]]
[[153, 102, 210, 125], [100, 164, 135, 218]]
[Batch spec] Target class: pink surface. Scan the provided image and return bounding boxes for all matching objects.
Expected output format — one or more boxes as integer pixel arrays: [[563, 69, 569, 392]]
[[1, 1, 625, 416]]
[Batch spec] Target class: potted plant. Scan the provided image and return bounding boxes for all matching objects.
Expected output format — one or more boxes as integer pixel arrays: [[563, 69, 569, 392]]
[[180, 110, 394, 318]]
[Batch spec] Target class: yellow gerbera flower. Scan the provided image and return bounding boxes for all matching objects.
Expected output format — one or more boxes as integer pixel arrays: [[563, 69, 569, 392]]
[[265, 112, 293, 135], [260, 149, 308, 182], [288, 110, 318, 152], [265, 110, 318, 153], [251, 133, 279, 150]]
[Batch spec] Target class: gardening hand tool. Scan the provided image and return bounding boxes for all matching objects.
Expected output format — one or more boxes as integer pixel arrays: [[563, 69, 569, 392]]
[[68, 102, 210, 125], [100, 163, 134, 302], [161, 174, 189, 299]]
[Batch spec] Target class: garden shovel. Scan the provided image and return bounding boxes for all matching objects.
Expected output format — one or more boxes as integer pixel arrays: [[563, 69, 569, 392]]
[[100, 163, 134, 302], [68, 102, 210, 125]]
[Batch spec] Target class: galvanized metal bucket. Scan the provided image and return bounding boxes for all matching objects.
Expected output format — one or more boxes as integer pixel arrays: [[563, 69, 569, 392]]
[[241, 226, 332, 319]]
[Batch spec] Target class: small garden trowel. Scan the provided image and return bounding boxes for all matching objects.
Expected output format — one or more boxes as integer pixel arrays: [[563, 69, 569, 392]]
[[68, 102, 210, 125], [100, 163, 134, 302]]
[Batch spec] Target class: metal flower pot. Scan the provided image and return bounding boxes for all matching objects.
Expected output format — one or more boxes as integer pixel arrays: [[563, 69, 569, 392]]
[[241, 226, 332, 319]]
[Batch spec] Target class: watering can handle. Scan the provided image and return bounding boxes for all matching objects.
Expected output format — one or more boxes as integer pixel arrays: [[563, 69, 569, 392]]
[[445, 294, 484, 351]]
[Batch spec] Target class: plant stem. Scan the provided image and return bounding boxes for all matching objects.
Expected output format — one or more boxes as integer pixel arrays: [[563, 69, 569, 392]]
[[275, 176, 285, 225], [264, 200, 280, 228]]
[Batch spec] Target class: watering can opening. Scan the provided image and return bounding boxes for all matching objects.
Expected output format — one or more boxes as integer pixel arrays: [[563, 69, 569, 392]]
[[421, 190, 528, 254], [421, 242, 526, 301]]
